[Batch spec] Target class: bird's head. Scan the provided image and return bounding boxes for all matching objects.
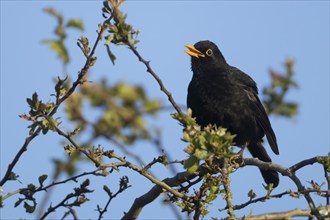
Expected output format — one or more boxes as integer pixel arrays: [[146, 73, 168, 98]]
[[185, 40, 227, 74]]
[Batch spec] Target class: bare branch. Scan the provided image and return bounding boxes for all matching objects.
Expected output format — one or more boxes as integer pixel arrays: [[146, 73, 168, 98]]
[[241, 208, 314, 220], [0, 130, 41, 186], [220, 189, 328, 212], [288, 156, 327, 173], [122, 171, 199, 219], [243, 156, 330, 219]]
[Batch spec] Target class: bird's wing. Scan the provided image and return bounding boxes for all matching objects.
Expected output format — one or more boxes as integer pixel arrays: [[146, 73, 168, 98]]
[[244, 88, 279, 155], [230, 67, 279, 154]]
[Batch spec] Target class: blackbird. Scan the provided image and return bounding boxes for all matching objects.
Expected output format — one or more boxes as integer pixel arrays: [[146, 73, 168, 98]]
[[185, 40, 279, 187]]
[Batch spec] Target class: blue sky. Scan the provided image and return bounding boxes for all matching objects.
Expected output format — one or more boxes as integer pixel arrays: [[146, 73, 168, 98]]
[[1, 1, 329, 219]]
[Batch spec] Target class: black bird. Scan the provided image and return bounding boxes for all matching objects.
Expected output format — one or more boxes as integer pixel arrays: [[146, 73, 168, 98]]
[[185, 40, 279, 187]]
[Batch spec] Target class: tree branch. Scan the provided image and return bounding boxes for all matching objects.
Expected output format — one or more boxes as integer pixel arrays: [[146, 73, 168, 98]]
[[243, 156, 330, 219], [220, 189, 328, 212], [288, 156, 327, 173], [2, 169, 101, 202], [122, 155, 329, 219], [242, 208, 314, 220], [122, 170, 199, 219]]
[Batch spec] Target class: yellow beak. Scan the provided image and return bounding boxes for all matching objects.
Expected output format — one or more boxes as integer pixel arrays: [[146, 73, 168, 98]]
[[184, 44, 205, 58]]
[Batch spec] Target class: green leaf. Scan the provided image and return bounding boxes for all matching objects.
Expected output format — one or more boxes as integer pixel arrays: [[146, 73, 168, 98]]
[[8, 172, 20, 183], [14, 198, 24, 208], [194, 148, 210, 160], [248, 189, 256, 200], [42, 127, 49, 135], [103, 185, 112, 196], [105, 34, 113, 45], [26, 98, 33, 108], [44, 7, 59, 17], [184, 156, 199, 174], [38, 175, 48, 187], [42, 39, 69, 64], [28, 123, 38, 135], [105, 44, 116, 65], [47, 116, 58, 131], [32, 92, 38, 108], [23, 201, 36, 213], [66, 19, 84, 31]]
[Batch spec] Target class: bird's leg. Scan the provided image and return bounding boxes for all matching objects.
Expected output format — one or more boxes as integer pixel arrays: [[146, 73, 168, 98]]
[[237, 142, 248, 158], [230, 142, 248, 167]]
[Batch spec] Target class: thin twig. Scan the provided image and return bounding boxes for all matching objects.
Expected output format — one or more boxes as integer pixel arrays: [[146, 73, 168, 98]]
[[0, 130, 41, 186], [105, 151, 186, 200], [125, 42, 183, 115], [2, 169, 100, 202], [40, 190, 85, 220], [220, 189, 328, 212], [243, 157, 330, 220], [97, 176, 131, 220]]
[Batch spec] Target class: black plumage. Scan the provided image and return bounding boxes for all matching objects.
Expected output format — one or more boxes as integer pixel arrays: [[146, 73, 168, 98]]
[[185, 40, 279, 187]]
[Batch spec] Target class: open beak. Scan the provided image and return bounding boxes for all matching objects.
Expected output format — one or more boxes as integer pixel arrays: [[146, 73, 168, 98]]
[[184, 44, 205, 58]]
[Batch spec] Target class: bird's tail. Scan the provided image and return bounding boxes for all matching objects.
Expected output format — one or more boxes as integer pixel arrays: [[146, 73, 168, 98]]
[[247, 142, 279, 187]]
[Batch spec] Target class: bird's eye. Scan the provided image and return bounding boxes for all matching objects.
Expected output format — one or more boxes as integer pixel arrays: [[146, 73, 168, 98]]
[[206, 49, 213, 56]]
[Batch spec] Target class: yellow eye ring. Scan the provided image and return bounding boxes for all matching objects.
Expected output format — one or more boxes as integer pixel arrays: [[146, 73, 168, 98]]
[[206, 49, 213, 56]]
